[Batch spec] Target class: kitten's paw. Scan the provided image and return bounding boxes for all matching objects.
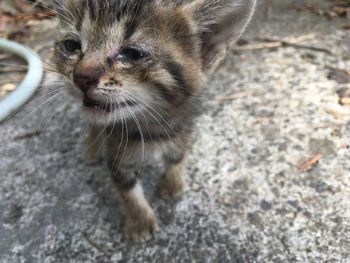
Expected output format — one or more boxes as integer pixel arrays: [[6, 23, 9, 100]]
[[125, 213, 159, 241], [159, 172, 185, 199]]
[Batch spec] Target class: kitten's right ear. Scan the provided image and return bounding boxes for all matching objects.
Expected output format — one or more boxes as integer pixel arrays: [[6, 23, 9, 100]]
[[184, 0, 256, 72]]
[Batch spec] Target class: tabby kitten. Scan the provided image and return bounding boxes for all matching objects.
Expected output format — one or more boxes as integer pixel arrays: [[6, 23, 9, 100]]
[[53, 0, 256, 241]]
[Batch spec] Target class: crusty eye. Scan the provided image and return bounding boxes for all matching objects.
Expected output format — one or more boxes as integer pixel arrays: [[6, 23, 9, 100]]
[[117, 47, 149, 62], [62, 40, 82, 54]]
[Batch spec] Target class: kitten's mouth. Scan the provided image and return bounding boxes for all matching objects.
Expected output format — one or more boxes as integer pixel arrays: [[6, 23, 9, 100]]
[[83, 96, 136, 112]]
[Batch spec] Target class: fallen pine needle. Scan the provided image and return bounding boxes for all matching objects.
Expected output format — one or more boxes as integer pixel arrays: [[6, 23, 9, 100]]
[[299, 154, 323, 172], [216, 92, 251, 102]]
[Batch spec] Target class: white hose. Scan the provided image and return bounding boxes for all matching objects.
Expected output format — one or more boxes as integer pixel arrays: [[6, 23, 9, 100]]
[[0, 38, 43, 123]]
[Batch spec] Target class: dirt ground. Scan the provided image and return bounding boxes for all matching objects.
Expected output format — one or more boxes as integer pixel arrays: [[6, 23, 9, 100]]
[[0, 0, 350, 262]]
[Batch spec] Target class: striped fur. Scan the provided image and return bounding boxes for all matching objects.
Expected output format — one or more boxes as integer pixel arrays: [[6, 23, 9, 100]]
[[53, 0, 256, 241]]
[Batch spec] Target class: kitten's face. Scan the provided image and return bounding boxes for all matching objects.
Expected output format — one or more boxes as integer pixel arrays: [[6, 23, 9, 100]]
[[53, 0, 256, 125], [54, 0, 203, 125]]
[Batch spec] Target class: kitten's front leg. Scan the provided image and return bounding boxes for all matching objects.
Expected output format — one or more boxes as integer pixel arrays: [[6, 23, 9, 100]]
[[107, 156, 159, 241], [159, 148, 187, 199], [118, 180, 159, 241], [85, 125, 104, 163]]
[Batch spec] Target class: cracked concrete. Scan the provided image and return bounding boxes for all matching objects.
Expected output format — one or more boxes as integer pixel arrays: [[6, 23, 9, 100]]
[[1, 0, 350, 262]]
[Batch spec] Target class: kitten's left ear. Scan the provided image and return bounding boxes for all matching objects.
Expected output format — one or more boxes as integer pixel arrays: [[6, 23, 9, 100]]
[[185, 0, 256, 72]]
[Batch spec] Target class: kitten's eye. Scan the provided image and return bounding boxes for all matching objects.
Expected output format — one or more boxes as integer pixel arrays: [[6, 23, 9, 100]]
[[63, 40, 81, 54], [117, 47, 148, 62]]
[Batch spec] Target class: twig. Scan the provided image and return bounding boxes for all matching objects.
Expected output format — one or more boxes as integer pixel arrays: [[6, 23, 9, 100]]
[[299, 154, 323, 172], [82, 232, 111, 258], [233, 34, 317, 51], [281, 42, 334, 55], [233, 33, 334, 55], [326, 108, 350, 120], [13, 130, 42, 140], [233, 42, 283, 51], [257, 33, 318, 44]]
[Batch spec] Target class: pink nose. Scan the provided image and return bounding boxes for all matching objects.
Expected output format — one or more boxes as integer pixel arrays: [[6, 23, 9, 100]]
[[73, 65, 105, 93]]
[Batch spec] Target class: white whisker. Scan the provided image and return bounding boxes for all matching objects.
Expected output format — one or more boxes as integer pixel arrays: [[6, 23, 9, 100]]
[[124, 99, 145, 175]]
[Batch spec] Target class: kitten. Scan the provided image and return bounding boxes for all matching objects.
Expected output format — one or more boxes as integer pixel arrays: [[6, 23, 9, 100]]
[[53, 0, 256, 241]]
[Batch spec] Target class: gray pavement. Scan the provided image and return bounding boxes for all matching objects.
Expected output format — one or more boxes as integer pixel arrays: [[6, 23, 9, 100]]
[[1, 0, 350, 262]]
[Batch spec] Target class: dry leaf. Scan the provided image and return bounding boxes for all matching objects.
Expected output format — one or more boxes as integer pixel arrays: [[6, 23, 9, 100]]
[[340, 97, 350, 105], [0, 83, 16, 92]]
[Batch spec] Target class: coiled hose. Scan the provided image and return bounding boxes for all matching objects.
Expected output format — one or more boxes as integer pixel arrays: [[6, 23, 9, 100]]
[[0, 38, 43, 123]]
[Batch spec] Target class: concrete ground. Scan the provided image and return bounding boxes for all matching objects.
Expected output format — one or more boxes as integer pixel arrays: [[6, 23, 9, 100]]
[[1, 0, 350, 262]]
